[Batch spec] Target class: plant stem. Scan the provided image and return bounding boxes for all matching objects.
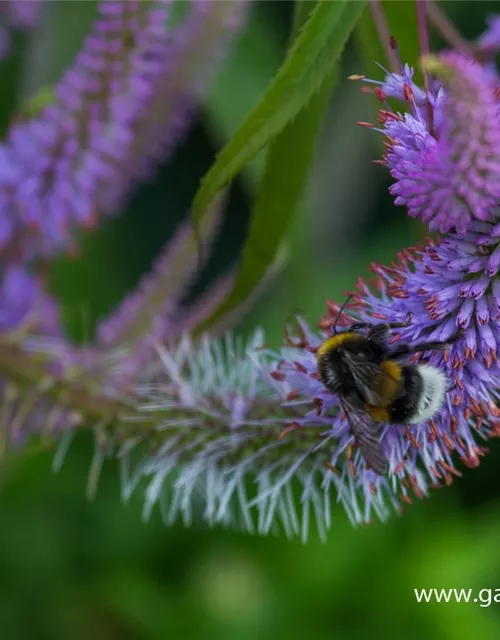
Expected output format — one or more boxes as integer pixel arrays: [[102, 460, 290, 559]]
[[0, 338, 128, 423], [427, 0, 473, 56], [416, 0, 430, 92], [370, 0, 398, 72]]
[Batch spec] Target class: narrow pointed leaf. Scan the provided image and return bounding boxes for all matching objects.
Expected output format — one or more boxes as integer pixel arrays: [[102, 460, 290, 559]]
[[192, 0, 366, 226], [194, 1, 366, 332]]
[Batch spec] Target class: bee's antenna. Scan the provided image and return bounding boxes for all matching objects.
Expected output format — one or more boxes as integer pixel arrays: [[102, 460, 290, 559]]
[[333, 294, 353, 334]]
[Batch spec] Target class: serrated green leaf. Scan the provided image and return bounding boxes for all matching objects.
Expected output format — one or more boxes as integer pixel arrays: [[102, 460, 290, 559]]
[[197, 79, 334, 332], [203, 4, 287, 194], [205, 7, 285, 152], [194, 1, 366, 333], [192, 0, 366, 227]]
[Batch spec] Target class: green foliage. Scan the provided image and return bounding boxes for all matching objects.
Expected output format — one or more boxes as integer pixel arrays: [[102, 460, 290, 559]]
[[3, 442, 500, 640], [198, 78, 333, 331], [196, 4, 334, 331], [191, 0, 366, 229], [205, 6, 286, 172]]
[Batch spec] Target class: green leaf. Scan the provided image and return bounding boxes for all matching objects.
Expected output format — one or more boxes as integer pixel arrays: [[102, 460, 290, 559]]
[[203, 4, 287, 192], [192, 0, 366, 226], [205, 6, 286, 153], [198, 79, 334, 332], [194, 1, 366, 332]]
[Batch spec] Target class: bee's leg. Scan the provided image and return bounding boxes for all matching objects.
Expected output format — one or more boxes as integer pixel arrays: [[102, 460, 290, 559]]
[[369, 321, 409, 335], [363, 320, 410, 349], [349, 322, 373, 332], [390, 341, 451, 358], [349, 311, 411, 331], [386, 320, 412, 329], [349, 319, 409, 334], [371, 314, 412, 332]]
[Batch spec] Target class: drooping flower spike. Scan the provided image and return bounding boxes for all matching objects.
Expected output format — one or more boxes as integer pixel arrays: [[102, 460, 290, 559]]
[[0, 0, 246, 261], [3, 1, 500, 543], [119, 215, 500, 534], [119, 248, 499, 536], [120, 331, 342, 541]]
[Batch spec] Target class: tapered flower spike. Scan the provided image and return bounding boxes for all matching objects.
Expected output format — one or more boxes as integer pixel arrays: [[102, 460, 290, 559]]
[[361, 46, 500, 234], [120, 331, 343, 541], [108, 0, 247, 196], [412, 53, 500, 231], [110, 218, 500, 534], [8, 8, 500, 539], [0, 0, 246, 260]]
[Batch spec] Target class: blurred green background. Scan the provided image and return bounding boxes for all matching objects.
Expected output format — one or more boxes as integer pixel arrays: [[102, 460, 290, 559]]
[[3, 2, 500, 638]]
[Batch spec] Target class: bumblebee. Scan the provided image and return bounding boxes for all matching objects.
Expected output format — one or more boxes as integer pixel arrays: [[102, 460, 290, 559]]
[[317, 298, 459, 475]]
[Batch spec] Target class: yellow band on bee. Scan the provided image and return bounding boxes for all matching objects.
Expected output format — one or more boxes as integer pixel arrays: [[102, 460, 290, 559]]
[[316, 332, 356, 363], [371, 360, 402, 406], [365, 405, 391, 422], [381, 360, 402, 382]]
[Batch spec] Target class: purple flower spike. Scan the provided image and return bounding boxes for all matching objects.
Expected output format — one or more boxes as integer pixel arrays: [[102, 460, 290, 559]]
[[363, 50, 500, 234], [92, 0, 247, 213], [401, 53, 500, 232], [123, 330, 345, 540], [0, 0, 246, 261]]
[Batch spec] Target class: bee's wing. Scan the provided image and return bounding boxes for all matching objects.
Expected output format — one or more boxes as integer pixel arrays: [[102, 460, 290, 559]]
[[341, 351, 387, 406], [340, 397, 388, 475]]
